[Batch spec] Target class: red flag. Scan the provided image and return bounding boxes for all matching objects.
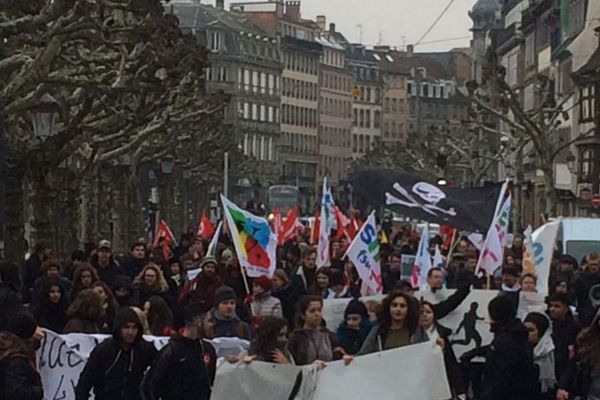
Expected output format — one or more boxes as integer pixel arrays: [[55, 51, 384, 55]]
[[333, 207, 349, 241], [280, 206, 298, 244], [439, 224, 456, 252], [197, 211, 215, 239], [311, 211, 320, 245], [153, 220, 176, 260]]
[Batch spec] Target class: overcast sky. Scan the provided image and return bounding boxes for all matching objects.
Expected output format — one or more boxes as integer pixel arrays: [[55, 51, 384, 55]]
[[224, 0, 479, 52]]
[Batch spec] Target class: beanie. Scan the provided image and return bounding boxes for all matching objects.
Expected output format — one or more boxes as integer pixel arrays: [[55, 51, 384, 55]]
[[488, 295, 516, 323], [253, 275, 272, 292], [221, 249, 233, 260], [214, 285, 236, 305], [524, 312, 550, 337], [7, 311, 37, 340], [200, 257, 218, 269], [344, 299, 368, 319]]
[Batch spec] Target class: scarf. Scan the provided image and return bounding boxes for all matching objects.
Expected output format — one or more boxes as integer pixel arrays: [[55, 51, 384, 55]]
[[533, 329, 556, 393]]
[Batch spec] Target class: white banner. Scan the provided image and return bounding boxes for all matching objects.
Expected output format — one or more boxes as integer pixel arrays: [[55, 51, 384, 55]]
[[522, 220, 560, 294], [317, 177, 334, 268], [344, 211, 383, 296], [37, 330, 249, 400], [476, 194, 511, 276], [412, 224, 432, 289], [211, 342, 451, 400]]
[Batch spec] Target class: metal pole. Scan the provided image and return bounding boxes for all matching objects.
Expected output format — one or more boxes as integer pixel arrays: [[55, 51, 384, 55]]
[[223, 151, 229, 198]]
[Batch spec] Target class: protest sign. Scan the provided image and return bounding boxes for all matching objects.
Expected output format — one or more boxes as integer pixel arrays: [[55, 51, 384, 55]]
[[37, 330, 249, 400], [211, 342, 450, 400]]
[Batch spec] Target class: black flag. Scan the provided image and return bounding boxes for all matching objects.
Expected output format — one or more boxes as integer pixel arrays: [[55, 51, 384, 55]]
[[352, 169, 502, 233]]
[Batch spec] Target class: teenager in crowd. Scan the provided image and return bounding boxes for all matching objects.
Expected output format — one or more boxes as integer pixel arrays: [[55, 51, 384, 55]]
[[132, 263, 170, 307], [31, 259, 71, 307], [112, 275, 134, 308], [32, 277, 69, 333], [178, 257, 223, 314], [309, 267, 331, 297], [70, 263, 99, 302], [291, 249, 318, 295], [246, 316, 293, 364], [210, 286, 250, 340], [523, 312, 556, 399], [250, 275, 283, 319], [323, 268, 350, 299], [120, 242, 147, 279], [144, 295, 175, 336], [547, 292, 581, 382], [520, 273, 538, 293], [359, 291, 420, 354], [272, 269, 299, 327], [76, 308, 157, 400], [91, 281, 119, 333], [90, 240, 123, 287], [336, 299, 373, 355], [64, 289, 105, 334]]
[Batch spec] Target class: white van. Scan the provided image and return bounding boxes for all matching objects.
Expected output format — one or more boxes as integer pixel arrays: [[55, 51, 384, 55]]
[[560, 218, 600, 263]]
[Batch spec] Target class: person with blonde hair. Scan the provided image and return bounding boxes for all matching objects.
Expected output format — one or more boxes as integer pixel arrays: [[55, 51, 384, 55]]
[[132, 263, 170, 307]]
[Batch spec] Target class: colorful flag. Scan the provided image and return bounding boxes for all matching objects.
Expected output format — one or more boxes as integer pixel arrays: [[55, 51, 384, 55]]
[[221, 195, 277, 278], [475, 183, 510, 277], [152, 220, 176, 260], [197, 211, 215, 239], [317, 178, 334, 268], [522, 220, 560, 294], [344, 211, 383, 296], [411, 224, 432, 289], [206, 221, 222, 258]]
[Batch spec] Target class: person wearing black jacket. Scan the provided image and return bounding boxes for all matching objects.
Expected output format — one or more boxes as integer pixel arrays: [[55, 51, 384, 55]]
[[548, 292, 581, 382], [141, 310, 217, 400], [75, 308, 157, 400], [91, 240, 123, 287], [0, 311, 43, 400], [21, 241, 51, 303], [0, 263, 23, 332], [120, 243, 147, 279]]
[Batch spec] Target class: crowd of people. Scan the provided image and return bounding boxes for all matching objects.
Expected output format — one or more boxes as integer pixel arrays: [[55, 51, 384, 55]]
[[0, 223, 599, 400]]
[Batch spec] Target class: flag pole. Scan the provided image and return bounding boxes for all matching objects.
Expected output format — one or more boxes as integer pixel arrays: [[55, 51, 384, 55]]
[[444, 229, 459, 269]]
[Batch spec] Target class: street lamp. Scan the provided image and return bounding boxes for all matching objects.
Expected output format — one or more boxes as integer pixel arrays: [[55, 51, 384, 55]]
[[30, 94, 60, 139], [437, 177, 448, 186], [161, 155, 174, 174]]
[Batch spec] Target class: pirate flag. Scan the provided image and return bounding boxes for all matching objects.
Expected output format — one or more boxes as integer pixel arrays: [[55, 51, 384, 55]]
[[352, 169, 502, 233]]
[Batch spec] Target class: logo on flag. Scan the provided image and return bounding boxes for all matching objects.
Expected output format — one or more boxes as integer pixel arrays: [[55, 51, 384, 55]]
[[411, 225, 432, 289], [344, 211, 383, 296], [317, 178, 335, 268], [152, 220, 177, 260], [197, 211, 215, 239]]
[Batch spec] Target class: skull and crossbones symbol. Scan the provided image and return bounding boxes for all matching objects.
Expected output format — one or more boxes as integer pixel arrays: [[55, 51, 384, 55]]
[[385, 182, 457, 217]]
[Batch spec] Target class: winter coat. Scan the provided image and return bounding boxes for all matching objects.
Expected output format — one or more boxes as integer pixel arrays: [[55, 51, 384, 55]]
[[64, 317, 101, 334], [290, 266, 315, 295], [480, 319, 540, 400], [551, 312, 581, 381], [411, 323, 466, 396], [177, 274, 223, 313], [382, 267, 401, 294], [573, 271, 600, 326], [0, 283, 22, 332], [75, 313, 157, 400], [33, 301, 69, 334], [211, 309, 250, 340], [272, 283, 300, 327], [558, 357, 595, 399], [131, 283, 169, 308], [251, 293, 283, 318], [0, 331, 43, 400], [336, 318, 373, 355], [323, 287, 350, 299], [288, 328, 340, 365], [92, 258, 124, 287], [120, 257, 146, 280], [21, 255, 44, 303], [141, 336, 216, 400]]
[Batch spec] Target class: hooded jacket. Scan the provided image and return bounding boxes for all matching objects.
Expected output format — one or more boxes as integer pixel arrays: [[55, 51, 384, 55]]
[[0, 331, 42, 400], [91, 255, 123, 287], [141, 336, 216, 400], [75, 309, 157, 400], [336, 318, 373, 355]]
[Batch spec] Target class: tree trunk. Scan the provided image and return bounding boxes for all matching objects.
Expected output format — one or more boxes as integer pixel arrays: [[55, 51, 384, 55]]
[[542, 162, 557, 217], [5, 161, 25, 263], [25, 162, 57, 253]]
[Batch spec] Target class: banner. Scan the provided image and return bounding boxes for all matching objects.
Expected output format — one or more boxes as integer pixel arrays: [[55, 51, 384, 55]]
[[351, 169, 502, 233], [522, 220, 560, 294], [37, 330, 249, 400], [344, 211, 383, 296], [221, 194, 277, 278], [476, 189, 511, 277], [317, 178, 334, 268], [411, 224, 432, 289], [211, 342, 451, 400]]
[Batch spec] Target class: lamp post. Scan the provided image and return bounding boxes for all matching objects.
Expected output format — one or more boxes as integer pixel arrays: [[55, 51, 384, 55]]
[[30, 94, 60, 139], [160, 155, 174, 225]]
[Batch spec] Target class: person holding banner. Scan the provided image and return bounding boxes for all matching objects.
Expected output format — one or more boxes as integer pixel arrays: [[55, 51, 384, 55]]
[[246, 316, 293, 364], [76, 308, 157, 400]]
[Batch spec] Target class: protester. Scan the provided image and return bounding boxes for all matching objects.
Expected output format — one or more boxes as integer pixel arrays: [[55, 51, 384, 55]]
[[178, 257, 223, 313], [288, 295, 343, 365], [250, 275, 283, 318], [547, 292, 581, 382], [359, 291, 420, 354], [144, 296, 175, 336], [112, 275, 134, 308], [323, 268, 350, 299], [91, 281, 119, 332], [309, 267, 331, 297], [31, 259, 71, 307], [336, 299, 373, 355], [382, 252, 402, 293], [32, 277, 69, 333], [121, 242, 147, 279], [210, 286, 250, 340], [272, 269, 299, 326], [520, 273, 538, 293], [557, 308, 600, 400], [411, 301, 466, 398], [523, 312, 556, 398], [142, 310, 217, 400], [573, 252, 600, 326], [75, 308, 157, 400], [64, 289, 105, 334], [22, 241, 52, 303], [91, 240, 123, 286], [291, 249, 317, 295], [0, 263, 23, 332], [247, 316, 293, 363], [0, 311, 43, 400], [132, 263, 170, 307], [70, 263, 99, 302], [480, 296, 539, 400], [163, 259, 185, 295]]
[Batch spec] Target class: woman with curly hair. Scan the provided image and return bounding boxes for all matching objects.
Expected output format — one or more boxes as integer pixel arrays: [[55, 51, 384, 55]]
[[91, 281, 119, 333], [246, 316, 293, 364], [64, 289, 105, 334], [144, 296, 175, 336], [557, 309, 600, 400], [70, 263, 99, 302], [358, 291, 420, 354], [32, 277, 69, 333], [132, 263, 170, 307]]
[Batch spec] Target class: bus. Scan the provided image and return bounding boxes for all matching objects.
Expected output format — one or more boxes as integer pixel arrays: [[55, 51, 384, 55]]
[[268, 185, 299, 214]]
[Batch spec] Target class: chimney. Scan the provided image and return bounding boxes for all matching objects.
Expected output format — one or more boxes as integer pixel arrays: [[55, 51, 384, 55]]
[[316, 15, 326, 32], [406, 44, 414, 57], [285, 1, 301, 22], [216, 0, 224, 9], [329, 23, 336, 33]]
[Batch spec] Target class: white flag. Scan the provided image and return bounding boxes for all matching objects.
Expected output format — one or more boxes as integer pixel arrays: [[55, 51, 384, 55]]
[[476, 187, 511, 277], [206, 221, 222, 258], [433, 245, 444, 269], [317, 177, 335, 268], [221, 195, 278, 278], [523, 220, 560, 294], [411, 225, 432, 289], [344, 211, 383, 296], [468, 233, 485, 251]]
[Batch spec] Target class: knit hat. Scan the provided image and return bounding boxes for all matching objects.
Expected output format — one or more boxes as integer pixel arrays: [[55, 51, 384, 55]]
[[200, 257, 217, 269], [214, 285, 236, 305], [524, 312, 550, 337], [253, 275, 272, 292], [344, 299, 368, 319], [488, 295, 516, 323], [7, 311, 37, 340], [221, 249, 233, 260]]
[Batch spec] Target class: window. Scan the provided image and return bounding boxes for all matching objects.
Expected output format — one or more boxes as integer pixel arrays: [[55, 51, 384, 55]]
[[268, 74, 275, 95], [243, 134, 249, 155], [268, 106, 274, 123], [365, 110, 371, 128], [252, 104, 258, 120], [219, 66, 228, 82], [243, 102, 250, 119], [244, 70, 251, 91], [260, 73, 267, 94], [252, 71, 259, 93], [366, 88, 372, 103], [385, 98, 391, 113], [260, 136, 265, 160], [260, 105, 266, 121], [252, 134, 257, 158], [580, 149, 593, 181], [407, 82, 413, 96], [422, 83, 429, 97], [525, 33, 535, 67], [580, 85, 596, 123], [374, 111, 381, 128], [210, 32, 223, 52], [353, 108, 358, 127], [384, 122, 390, 138], [440, 86, 445, 98], [359, 109, 364, 127], [268, 137, 273, 161], [524, 84, 535, 111], [352, 134, 357, 152]]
